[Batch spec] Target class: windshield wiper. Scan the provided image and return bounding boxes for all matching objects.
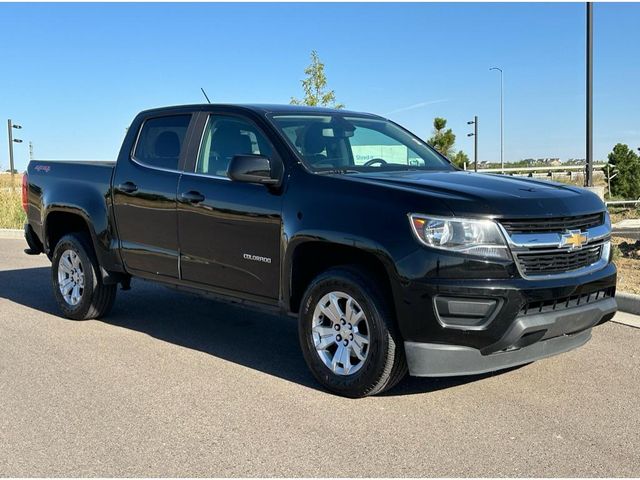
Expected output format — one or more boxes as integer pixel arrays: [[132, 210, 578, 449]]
[[316, 169, 360, 175]]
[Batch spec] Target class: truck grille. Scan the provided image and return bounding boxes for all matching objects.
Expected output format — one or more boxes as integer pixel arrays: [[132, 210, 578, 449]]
[[500, 213, 603, 235], [515, 243, 603, 276], [498, 213, 609, 278]]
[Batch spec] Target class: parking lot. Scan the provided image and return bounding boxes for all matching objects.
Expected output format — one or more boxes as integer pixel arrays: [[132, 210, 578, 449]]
[[1, 237, 639, 477]]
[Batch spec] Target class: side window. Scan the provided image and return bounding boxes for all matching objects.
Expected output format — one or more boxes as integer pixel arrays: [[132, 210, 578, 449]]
[[133, 115, 191, 170], [196, 116, 273, 177]]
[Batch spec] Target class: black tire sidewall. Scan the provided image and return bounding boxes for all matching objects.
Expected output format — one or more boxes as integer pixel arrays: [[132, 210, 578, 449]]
[[298, 268, 393, 397], [51, 234, 98, 320]]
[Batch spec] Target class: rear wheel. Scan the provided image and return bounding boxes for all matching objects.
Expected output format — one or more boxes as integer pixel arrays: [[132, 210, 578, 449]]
[[298, 266, 407, 398], [51, 233, 117, 320]]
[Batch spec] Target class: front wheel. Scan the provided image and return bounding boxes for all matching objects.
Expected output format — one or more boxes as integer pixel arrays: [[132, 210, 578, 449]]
[[298, 266, 407, 398], [51, 233, 117, 320]]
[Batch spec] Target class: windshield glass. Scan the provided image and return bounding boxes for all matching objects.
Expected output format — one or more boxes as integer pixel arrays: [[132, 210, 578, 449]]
[[269, 114, 453, 173]]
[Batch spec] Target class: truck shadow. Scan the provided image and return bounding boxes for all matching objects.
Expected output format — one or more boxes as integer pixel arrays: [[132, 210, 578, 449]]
[[0, 266, 518, 397]]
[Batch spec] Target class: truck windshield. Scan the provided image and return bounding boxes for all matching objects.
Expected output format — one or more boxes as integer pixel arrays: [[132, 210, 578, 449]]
[[269, 114, 453, 173]]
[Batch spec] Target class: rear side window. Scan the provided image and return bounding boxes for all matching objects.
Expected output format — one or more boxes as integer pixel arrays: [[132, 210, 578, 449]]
[[133, 115, 191, 170]]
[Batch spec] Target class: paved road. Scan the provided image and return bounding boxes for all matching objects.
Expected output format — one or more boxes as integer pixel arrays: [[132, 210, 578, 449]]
[[1, 238, 639, 477]]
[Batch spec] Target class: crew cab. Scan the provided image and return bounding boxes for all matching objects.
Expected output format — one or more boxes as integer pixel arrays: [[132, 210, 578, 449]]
[[22, 104, 617, 397]]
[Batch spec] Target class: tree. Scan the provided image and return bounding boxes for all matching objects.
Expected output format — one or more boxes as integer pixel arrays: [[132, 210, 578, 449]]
[[607, 143, 640, 199], [290, 50, 344, 109], [451, 150, 469, 169], [427, 117, 456, 158]]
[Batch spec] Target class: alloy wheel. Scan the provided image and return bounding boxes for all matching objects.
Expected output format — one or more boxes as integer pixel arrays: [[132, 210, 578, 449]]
[[311, 291, 370, 375], [57, 249, 85, 306]]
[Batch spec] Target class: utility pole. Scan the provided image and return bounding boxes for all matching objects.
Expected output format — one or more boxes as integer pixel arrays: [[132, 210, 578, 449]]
[[585, 2, 594, 187], [467, 116, 478, 172], [490, 67, 504, 172], [7, 119, 23, 185], [7, 120, 14, 180], [29, 141, 34, 161]]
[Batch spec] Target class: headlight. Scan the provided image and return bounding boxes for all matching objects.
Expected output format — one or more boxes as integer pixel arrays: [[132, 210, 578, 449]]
[[409, 214, 511, 260]]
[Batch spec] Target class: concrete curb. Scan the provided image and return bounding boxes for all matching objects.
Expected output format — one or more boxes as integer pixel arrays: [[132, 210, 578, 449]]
[[0, 229, 23, 239], [615, 292, 640, 316]]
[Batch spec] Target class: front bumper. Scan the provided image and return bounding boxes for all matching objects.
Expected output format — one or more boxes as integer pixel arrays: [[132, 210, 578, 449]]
[[405, 296, 617, 377], [393, 258, 617, 350]]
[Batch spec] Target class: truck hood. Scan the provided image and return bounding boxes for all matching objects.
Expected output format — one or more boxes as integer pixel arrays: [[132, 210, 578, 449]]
[[338, 170, 605, 218]]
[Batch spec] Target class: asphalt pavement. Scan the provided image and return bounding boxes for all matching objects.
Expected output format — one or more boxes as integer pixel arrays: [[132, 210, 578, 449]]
[[1, 238, 639, 477]]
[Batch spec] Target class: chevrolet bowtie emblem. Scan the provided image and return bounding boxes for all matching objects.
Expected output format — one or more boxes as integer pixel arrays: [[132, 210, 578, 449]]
[[561, 230, 588, 250]]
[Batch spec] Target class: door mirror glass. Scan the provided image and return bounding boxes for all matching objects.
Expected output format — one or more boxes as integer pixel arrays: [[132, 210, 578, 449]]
[[227, 155, 278, 185]]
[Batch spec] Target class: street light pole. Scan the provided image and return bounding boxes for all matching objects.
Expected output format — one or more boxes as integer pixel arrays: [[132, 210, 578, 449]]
[[7, 120, 14, 181], [7, 119, 23, 187], [585, 2, 594, 187], [467, 116, 478, 172], [490, 67, 504, 172]]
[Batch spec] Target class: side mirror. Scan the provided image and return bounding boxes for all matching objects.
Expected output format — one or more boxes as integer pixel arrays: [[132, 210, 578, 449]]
[[227, 155, 279, 185]]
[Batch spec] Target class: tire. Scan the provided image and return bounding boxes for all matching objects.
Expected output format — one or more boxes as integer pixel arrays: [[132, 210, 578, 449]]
[[298, 266, 407, 398], [51, 233, 117, 320]]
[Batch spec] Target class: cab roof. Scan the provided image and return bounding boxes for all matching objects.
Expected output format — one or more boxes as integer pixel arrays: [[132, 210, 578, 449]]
[[137, 103, 383, 119]]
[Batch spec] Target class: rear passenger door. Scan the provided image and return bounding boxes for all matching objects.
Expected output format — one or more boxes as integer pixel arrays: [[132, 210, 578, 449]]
[[112, 114, 194, 278], [177, 113, 283, 300]]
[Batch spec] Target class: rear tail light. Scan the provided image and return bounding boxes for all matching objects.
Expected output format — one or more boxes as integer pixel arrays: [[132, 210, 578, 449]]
[[21, 173, 28, 213]]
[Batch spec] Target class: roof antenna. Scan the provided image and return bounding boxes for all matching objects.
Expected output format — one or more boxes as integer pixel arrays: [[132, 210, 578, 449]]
[[200, 87, 211, 104]]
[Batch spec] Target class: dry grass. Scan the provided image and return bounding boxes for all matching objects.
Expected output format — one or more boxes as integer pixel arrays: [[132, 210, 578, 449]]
[[612, 237, 640, 294], [614, 257, 640, 295], [609, 206, 640, 224], [0, 174, 26, 229]]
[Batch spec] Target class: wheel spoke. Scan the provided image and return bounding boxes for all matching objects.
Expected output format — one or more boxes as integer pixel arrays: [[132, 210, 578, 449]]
[[340, 344, 352, 374], [59, 277, 73, 291], [320, 293, 343, 323], [345, 298, 355, 322], [331, 344, 345, 372], [72, 285, 81, 304], [345, 298, 363, 324], [61, 256, 73, 272], [352, 332, 369, 349], [350, 342, 366, 362], [312, 325, 336, 350]]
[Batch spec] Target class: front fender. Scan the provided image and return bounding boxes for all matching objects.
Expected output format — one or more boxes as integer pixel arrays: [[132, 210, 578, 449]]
[[281, 230, 404, 314]]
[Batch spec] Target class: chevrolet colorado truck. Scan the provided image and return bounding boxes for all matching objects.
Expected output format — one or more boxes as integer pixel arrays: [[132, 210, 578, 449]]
[[22, 104, 617, 397]]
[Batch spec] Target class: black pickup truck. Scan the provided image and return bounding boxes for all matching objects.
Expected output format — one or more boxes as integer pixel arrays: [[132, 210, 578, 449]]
[[23, 104, 617, 397]]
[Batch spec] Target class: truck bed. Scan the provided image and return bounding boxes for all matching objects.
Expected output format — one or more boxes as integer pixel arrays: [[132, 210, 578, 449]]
[[25, 160, 117, 245]]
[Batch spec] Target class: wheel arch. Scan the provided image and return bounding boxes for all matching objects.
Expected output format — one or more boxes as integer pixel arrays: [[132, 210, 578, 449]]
[[44, 207, 124, 284], [284, 237, 399, 316], [44, 208, 96, 255]]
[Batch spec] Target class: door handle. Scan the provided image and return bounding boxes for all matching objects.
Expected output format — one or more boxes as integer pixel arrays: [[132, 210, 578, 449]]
[[118, 181, 138, 194], [180, 190, 205, 204]]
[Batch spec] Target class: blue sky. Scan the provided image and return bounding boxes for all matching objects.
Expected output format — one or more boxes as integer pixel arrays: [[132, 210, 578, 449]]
[[1, 2, 639, 171]]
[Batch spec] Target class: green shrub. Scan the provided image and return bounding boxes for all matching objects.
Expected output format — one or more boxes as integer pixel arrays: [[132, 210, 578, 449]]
[[608, 144, 640, 199]]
